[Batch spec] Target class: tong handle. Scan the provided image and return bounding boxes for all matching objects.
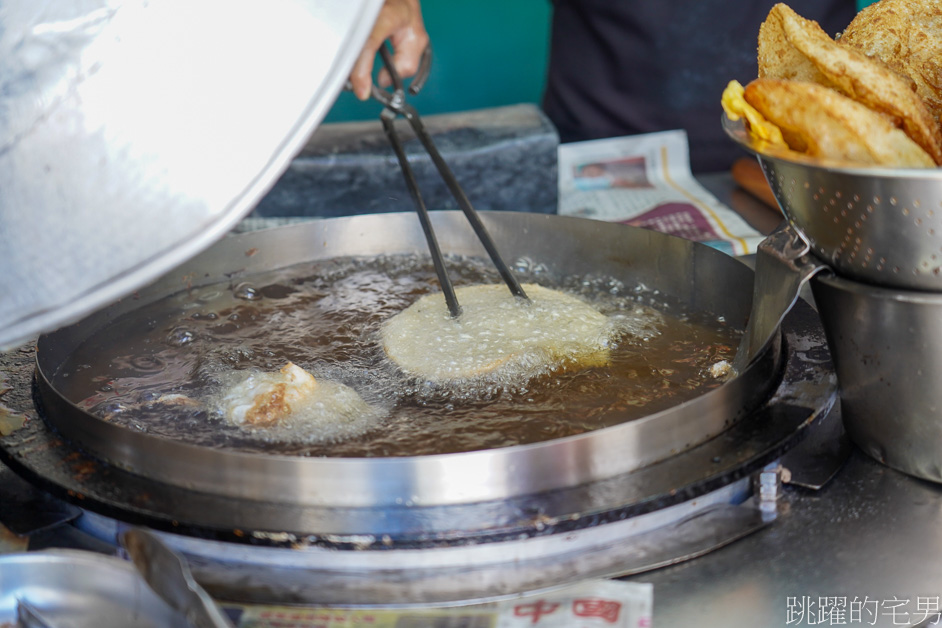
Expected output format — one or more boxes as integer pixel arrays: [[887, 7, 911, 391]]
[[380, 109, 462, 318], [397, 101, 529, 302], [374, 43, 431, 98], [375, 43, 528, 309]]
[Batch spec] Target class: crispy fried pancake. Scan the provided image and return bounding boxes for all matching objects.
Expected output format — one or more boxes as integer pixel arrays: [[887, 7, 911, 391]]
[[381, 284, 613, 384], [841, 0, 942, 124], [218, 362, 380, 441], [758, 4, 830, 83], [744, 78, 936, 167], [759, 3, 942, 165]]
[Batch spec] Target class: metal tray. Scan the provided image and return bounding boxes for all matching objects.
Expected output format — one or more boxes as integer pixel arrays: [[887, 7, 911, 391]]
[[0, 549, 190, 627]]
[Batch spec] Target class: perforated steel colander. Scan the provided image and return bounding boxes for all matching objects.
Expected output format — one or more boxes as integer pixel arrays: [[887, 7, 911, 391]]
[[723, 115, 942, 291]]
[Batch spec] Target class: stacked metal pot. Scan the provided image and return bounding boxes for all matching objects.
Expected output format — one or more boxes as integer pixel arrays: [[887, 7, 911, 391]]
[[730, 117, 942, 484]]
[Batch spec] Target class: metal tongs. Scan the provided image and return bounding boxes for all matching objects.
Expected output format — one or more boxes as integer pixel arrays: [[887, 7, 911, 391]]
[[368, 42, 528, 317]]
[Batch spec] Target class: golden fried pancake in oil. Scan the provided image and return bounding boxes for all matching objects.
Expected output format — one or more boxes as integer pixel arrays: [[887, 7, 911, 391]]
[[381, 284, 613, 383], [758, 3, 942, 165], [218, 362, 379, 441], [841, 0, 942, 123], [744, 78, 936, 167]]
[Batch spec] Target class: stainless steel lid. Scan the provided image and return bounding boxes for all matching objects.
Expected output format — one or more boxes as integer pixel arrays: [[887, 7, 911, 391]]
[[0, 0, 383, 349]]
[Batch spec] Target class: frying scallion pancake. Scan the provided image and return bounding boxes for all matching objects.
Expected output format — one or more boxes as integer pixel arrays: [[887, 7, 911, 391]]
[[381, 283, 614, 383], [216, 362, 380, 442]]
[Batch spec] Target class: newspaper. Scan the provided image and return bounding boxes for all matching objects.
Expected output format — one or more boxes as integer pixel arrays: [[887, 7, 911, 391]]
[[558, 130, 764, 256], [223, 579, 653, 628]]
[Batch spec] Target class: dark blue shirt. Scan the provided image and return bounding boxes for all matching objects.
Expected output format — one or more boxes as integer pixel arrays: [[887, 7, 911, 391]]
[[542, 0, 858, 172]]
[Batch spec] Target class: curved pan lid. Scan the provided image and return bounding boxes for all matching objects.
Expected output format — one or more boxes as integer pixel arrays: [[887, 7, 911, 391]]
[[0, 0, 383, 349]]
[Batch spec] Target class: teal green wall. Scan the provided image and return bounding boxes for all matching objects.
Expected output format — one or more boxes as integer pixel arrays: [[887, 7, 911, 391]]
[[325, 0, 552, 123], [327, 0, 871, 123]]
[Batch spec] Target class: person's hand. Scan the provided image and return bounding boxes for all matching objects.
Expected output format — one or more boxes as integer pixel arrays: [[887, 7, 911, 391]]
[[350, 0, 429, 101]]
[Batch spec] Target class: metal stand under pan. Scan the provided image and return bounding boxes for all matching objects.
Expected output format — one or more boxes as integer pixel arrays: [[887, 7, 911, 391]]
[[0, 214, 840, 606]]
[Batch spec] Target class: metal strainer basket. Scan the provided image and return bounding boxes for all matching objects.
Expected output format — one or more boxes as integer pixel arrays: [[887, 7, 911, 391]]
[[723, 115, 942, 292]]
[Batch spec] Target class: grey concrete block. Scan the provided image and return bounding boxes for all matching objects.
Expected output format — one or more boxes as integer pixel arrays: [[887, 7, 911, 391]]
[[251, 103, 559, 218]]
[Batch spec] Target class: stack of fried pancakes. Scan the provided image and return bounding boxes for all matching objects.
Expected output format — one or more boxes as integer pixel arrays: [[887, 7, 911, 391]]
[[726, 0, 942, 168]]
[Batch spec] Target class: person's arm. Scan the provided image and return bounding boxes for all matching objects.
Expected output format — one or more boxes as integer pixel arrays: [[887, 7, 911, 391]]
[[349, 0, 429, 100]]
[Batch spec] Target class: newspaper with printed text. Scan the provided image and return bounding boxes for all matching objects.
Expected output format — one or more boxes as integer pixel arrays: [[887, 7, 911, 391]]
[[223, 579, 653, 628], [558, 130, 764, 256]]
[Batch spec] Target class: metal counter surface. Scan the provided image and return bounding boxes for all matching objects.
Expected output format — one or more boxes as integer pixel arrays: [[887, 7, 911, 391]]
[[634, 451, 942, 627]]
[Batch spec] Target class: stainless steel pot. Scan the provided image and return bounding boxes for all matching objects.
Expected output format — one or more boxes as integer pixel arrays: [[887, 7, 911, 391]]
[[812, 273, 942, 483], [0, 0, 383, 350], [724, 114, 942, 483]]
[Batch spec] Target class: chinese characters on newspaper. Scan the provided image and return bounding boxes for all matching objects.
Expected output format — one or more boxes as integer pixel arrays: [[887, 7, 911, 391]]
[[225, 579, 652, 628]]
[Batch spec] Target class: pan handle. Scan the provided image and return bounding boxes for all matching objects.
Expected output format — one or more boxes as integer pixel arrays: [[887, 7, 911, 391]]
[[733, 221, 830, 372]]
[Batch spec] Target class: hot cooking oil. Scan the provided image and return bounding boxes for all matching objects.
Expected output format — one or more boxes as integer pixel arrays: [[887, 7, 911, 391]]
[[53, 254, 739, 457]]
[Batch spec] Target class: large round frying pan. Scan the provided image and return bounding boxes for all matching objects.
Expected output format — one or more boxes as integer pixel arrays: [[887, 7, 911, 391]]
[[33, 211, 783, 513]]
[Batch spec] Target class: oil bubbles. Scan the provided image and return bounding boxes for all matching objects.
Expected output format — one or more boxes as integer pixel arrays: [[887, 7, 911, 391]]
[[234, 282, 261, 301], [166, 327, 195, 347]]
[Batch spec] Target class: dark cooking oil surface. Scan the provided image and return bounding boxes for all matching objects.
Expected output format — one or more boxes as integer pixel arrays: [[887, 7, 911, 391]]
[[53, 254, 738, 457]]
